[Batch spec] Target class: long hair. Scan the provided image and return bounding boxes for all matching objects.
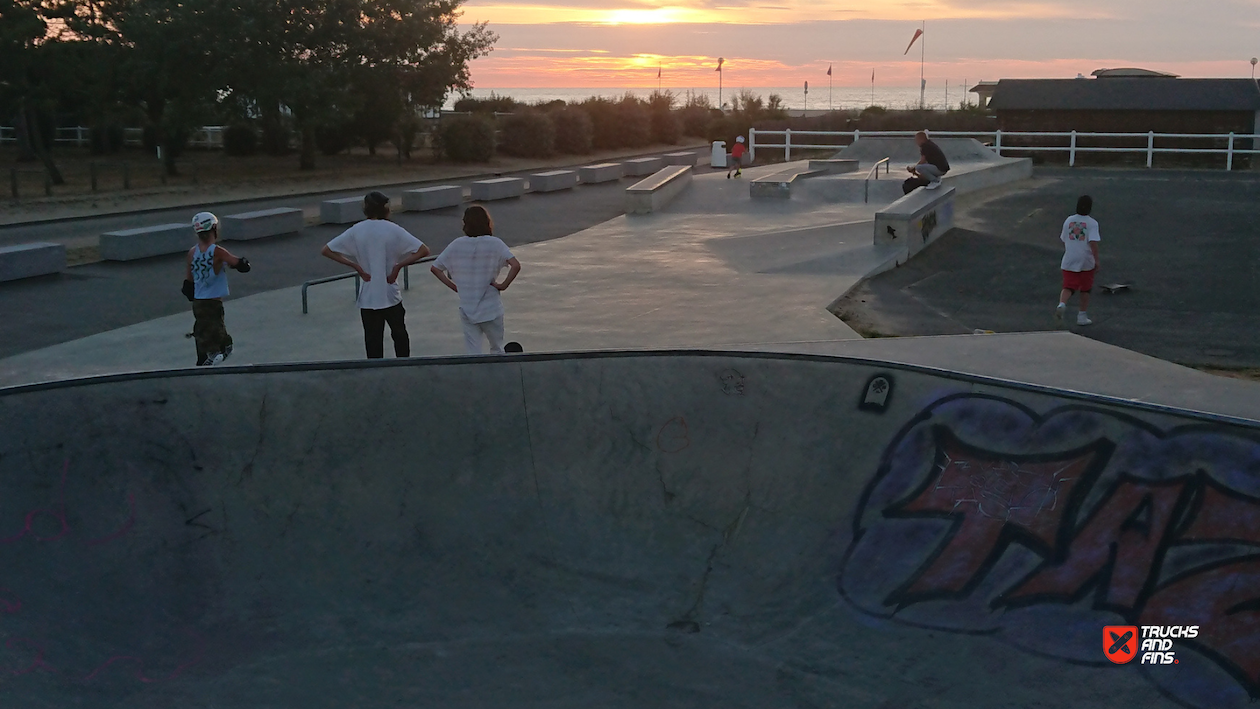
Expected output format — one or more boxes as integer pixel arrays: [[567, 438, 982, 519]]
[[363, 191, 390, 220], [463, 205, 494, 236]]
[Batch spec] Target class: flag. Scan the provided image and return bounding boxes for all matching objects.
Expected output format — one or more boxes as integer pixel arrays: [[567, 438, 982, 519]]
[[658, 63, 662, 78], [826, 64, 832, 77], [904, 28, 923, 55], [872, 69, 875, 83], [716, 57, 724, 71]]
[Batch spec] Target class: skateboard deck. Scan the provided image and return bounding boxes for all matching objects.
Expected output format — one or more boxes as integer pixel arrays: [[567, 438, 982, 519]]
[[1100, 283, 1131, 294]]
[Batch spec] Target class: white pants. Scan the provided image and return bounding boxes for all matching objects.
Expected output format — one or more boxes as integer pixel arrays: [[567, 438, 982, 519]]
[[460, 312, 504, 354]]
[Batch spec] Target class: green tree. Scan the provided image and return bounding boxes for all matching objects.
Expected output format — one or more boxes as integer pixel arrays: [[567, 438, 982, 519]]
[[1, 0, 65, 181]]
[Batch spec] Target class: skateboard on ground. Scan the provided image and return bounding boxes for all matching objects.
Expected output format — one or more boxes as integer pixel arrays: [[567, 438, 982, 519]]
[[1099, 283, 1132, 294]]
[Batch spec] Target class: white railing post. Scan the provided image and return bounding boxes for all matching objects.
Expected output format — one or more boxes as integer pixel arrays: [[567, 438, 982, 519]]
[[748, 127, 756, 162], [1147, 131, 1154, 168], [1227, 132, 1235, 171], [784, 128, 791, 161], [994, 130, 1002, 156], [77, 126, 85, 147], [853, 128, 860, 145], [1069, 130, 1077, 167]]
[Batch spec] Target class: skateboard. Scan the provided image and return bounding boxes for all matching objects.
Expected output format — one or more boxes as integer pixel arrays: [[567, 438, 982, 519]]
[[1100, 283, 1132, 294]]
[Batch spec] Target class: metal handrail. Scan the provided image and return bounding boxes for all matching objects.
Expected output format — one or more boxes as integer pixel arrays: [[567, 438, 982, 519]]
[[301, 257, 435, 314], [864, 158, 892, 204]]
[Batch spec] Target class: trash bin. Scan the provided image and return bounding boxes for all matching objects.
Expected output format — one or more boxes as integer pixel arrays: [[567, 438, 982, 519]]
[[711, 141, 727, 169]]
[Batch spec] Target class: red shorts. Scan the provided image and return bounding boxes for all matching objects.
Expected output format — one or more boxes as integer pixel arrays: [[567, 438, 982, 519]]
[[1062, 269, 1095, 292]]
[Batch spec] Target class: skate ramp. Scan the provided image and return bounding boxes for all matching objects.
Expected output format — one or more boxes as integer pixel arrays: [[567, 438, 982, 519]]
[[1, 353, 1258, 708], [835, 136, 1004, 165]]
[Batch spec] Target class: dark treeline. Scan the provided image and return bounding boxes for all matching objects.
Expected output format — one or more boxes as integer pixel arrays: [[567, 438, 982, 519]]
[[0, 0, 497, 180]]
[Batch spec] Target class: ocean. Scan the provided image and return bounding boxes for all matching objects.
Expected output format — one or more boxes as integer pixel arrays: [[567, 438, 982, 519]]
[[445, 86, 975, 112]]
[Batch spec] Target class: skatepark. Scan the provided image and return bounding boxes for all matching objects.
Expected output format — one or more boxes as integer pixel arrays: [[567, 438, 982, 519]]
[[1, 138, 1258, 708]]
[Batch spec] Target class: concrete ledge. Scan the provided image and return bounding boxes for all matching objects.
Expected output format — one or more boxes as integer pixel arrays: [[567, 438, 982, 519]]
[[529, 170, 578, 192], [470, 177, 526, 201], [221, 207, 304, 241], [100, 223, 190, 261], [808, 159, 859, 174], [874, 185, 956, 259], [663, 151, 698, 167], [625, 165, 692, 215], [0, 242, 66, 282], [623, 157, 665, 176], [401, 185, 463, 211], [579, 163, 623, 183], [749, 168, 827, 200], [320, 197, 364, 225]]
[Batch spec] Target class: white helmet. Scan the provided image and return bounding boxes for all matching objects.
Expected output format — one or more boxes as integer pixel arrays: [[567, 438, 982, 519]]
[[736, 136, 745, 143], [192, 212, 219, 234]]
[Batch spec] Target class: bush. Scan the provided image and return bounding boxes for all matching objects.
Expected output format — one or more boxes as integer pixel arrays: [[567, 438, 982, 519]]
[[650, 108, 680, 145], [260, 117, 293, 156], [552, 108, 593, 154], [453, 93, 520, 114], [222, 123, 258, 156], [499, 111, 555, 158], [580, 98, 619, 150], [705, 117, 737, 145], [617, 99, 651, 148], [142, 124, 188, 158], [89, 122, 125, 154], [678, 105, 713, 138], [437, 115, 495, 162], [315, 124, 352, 156]]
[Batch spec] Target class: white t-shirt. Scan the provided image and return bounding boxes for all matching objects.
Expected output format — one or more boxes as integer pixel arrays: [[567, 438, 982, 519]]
[[1060, 214, 1100, 272], [326, 220, 425, 310], [433, 235, 515, 323]]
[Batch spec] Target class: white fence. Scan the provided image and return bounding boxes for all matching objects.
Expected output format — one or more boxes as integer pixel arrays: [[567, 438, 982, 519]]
[[748, 129, 1260, 171], [0, 125, 226, 150]]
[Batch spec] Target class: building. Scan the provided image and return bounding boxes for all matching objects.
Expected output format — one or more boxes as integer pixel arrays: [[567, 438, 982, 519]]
[[968, 81, 998, 110], [988, 72, 1260, 135]]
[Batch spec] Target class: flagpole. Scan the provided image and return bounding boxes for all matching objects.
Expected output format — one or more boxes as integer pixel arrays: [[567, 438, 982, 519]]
[[920, 20, 926, 110], [829, 69, 833, 112]]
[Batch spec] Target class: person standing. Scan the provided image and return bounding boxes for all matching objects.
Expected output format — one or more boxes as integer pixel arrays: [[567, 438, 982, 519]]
[[903, 130, 950, 193], [727, 135, 747, 178], [321, 191, 430, 358], [430, 206, 522, 355], [1056, 195, 1101, 326], [183, 212, 251, 366]]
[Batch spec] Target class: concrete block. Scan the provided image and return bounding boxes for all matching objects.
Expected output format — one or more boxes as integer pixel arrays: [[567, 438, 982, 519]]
[[874, 185, 956, 259], [623, 157, 665, 176], [750, 174, 795, 200], [625, 165, 692, 215], [0, 242, 66, 282], [401, 185, 463, 211], [579, 163, 623, 183], [808, 159, 860, 174], [470, 177, 526, 201], [221, 207, 304, 241], [320, 197, 365, 225], [663, 151, 698, 167], [529, 170, 578, 192], [99, 223, 191, 261]]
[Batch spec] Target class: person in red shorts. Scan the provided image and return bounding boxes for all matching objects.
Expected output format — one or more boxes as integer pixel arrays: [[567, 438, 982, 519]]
[[1056, 195, 1101, 326], [727, 135, 747, 178]]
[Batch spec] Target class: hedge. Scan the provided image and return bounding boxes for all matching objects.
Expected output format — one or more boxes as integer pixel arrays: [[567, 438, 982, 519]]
[[552, 108, 593, 154], [499, 111, 555, 158], [437, 115, 495, 162], [223, 124, 258, 156]]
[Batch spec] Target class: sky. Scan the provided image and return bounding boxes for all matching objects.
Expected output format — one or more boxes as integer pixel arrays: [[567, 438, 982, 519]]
[[457, 0, 1260, 87]]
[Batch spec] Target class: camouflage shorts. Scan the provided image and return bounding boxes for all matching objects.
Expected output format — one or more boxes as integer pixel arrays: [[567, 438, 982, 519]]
[[191, 299, 233, 365]]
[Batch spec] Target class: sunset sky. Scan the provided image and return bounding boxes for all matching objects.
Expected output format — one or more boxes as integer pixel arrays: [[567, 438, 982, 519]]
[[459, 0, 1260, 87]]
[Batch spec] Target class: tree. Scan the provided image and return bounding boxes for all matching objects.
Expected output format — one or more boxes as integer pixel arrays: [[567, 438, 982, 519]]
[[0, 0, 64, 182]]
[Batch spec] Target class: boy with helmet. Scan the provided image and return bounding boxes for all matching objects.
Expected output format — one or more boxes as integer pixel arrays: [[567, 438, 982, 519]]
[[183, 211, 251, 366], [727, 135, 747, 178]]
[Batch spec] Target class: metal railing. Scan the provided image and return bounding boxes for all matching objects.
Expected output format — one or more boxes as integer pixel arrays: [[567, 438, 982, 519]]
[[0, 125, 227, 149], [863, 157, 892, 204], [301, 259, 433, 314], [747, 129, 1260, 171]]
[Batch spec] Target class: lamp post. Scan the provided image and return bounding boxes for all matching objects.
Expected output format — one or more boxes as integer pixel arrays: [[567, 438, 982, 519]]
[[804, 81, 809, 115]]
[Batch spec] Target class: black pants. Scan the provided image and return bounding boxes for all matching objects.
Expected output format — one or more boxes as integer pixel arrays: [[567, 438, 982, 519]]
[[360, 303, 409, 359]]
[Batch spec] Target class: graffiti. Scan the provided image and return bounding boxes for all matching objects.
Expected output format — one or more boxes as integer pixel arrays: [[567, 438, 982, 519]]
[[719, 369, 747, 396], [0, 460, 136, 548], [840, 393, 1260, 708], [918, 210, 938, 243]]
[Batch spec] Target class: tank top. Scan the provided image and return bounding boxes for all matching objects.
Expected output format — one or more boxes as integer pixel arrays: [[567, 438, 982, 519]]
[[192, 243, 229, 299]]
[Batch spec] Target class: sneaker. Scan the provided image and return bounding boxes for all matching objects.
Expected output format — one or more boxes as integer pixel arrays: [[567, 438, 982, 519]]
[[727, 173, 732, 179], [222, 344, 233, 361], [209, 353, 225, 365], [1055, 303, 1065, 322], [735, 170, 742, 177], [1076, 313, 1093, 326], [925, 180, 941, 190]]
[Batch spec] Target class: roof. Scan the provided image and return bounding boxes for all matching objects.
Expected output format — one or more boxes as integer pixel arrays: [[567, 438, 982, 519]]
[[989, 78, 1260, 112], [1091, 68, 1179, 78]]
